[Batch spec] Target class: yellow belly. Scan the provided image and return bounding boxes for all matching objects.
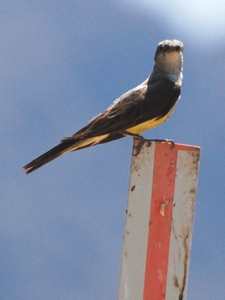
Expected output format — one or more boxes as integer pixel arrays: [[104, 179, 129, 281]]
[[126, 106, 175, 135]]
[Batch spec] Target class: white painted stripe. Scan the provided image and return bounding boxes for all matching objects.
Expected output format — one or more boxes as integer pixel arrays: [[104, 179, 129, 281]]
[[166, 149, 200, 299], [118, 142, 155, 300]]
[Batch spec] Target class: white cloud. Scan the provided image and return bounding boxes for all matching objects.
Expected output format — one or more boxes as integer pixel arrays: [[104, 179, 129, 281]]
[[119, 0, 225, 44]]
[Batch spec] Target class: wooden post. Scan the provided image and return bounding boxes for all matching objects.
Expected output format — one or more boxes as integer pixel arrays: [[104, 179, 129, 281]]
[[118, 140, 200, 300]]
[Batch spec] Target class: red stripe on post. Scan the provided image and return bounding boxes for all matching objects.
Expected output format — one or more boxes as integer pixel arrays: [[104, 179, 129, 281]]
[[143, 143, 178, 300]]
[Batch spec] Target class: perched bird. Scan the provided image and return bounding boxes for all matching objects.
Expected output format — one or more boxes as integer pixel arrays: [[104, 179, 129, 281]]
[[23, 39, 184, 174]]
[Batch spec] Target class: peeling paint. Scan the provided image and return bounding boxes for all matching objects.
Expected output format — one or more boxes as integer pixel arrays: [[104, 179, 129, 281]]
[[131, 185, 135, 191], [179, 230, 190, 300], [173, 275, 179, 288]]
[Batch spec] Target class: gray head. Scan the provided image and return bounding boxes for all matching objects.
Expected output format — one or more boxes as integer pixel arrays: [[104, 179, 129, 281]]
[[154, 40, 184, 61], [152, 39, 184, 83]]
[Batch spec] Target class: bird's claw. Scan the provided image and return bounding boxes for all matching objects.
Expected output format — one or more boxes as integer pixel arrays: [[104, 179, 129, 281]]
[[132, 138, 175, 156], [150, 139, 175, 148], [132, 136, 145, 156]]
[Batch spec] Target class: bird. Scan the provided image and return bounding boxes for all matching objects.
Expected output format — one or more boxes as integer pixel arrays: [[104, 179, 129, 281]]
[[23, 39, 184, 174]]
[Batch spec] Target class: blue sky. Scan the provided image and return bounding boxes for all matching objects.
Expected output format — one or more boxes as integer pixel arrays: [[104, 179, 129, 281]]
[[2, 1, 225, 299]]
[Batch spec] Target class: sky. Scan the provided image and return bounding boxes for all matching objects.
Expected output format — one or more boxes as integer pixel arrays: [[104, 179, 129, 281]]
[[2, 1, 225, 299]]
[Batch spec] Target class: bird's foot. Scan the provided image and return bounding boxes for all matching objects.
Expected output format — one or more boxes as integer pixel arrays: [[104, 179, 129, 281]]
[[148, 139, 175, 148], [132, 135, 145, 156], [132, 138, 175, 156], [121, 131, 145, 156], [122, 131, 175, 155]]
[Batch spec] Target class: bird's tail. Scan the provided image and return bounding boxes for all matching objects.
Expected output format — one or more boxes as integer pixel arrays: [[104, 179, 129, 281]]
[[23, 132, 125, 174], [23, 140, 78, 174]]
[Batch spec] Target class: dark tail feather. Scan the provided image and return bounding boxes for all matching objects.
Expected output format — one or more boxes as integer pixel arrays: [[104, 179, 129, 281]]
[[23, 132, 125, 174], [23, 142, 75, 174]]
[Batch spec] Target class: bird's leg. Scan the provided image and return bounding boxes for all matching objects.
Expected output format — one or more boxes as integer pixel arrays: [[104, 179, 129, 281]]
[[122, 131, 146, 156], [132, 136, 146, 156], [122, 131, 176, 155]]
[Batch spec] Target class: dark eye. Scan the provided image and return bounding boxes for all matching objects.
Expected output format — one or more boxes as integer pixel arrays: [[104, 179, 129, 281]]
[[175, 45, 180, 51]]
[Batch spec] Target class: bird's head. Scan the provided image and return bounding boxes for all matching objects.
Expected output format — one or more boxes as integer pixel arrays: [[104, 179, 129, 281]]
[[154, 40, 184, 78]]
